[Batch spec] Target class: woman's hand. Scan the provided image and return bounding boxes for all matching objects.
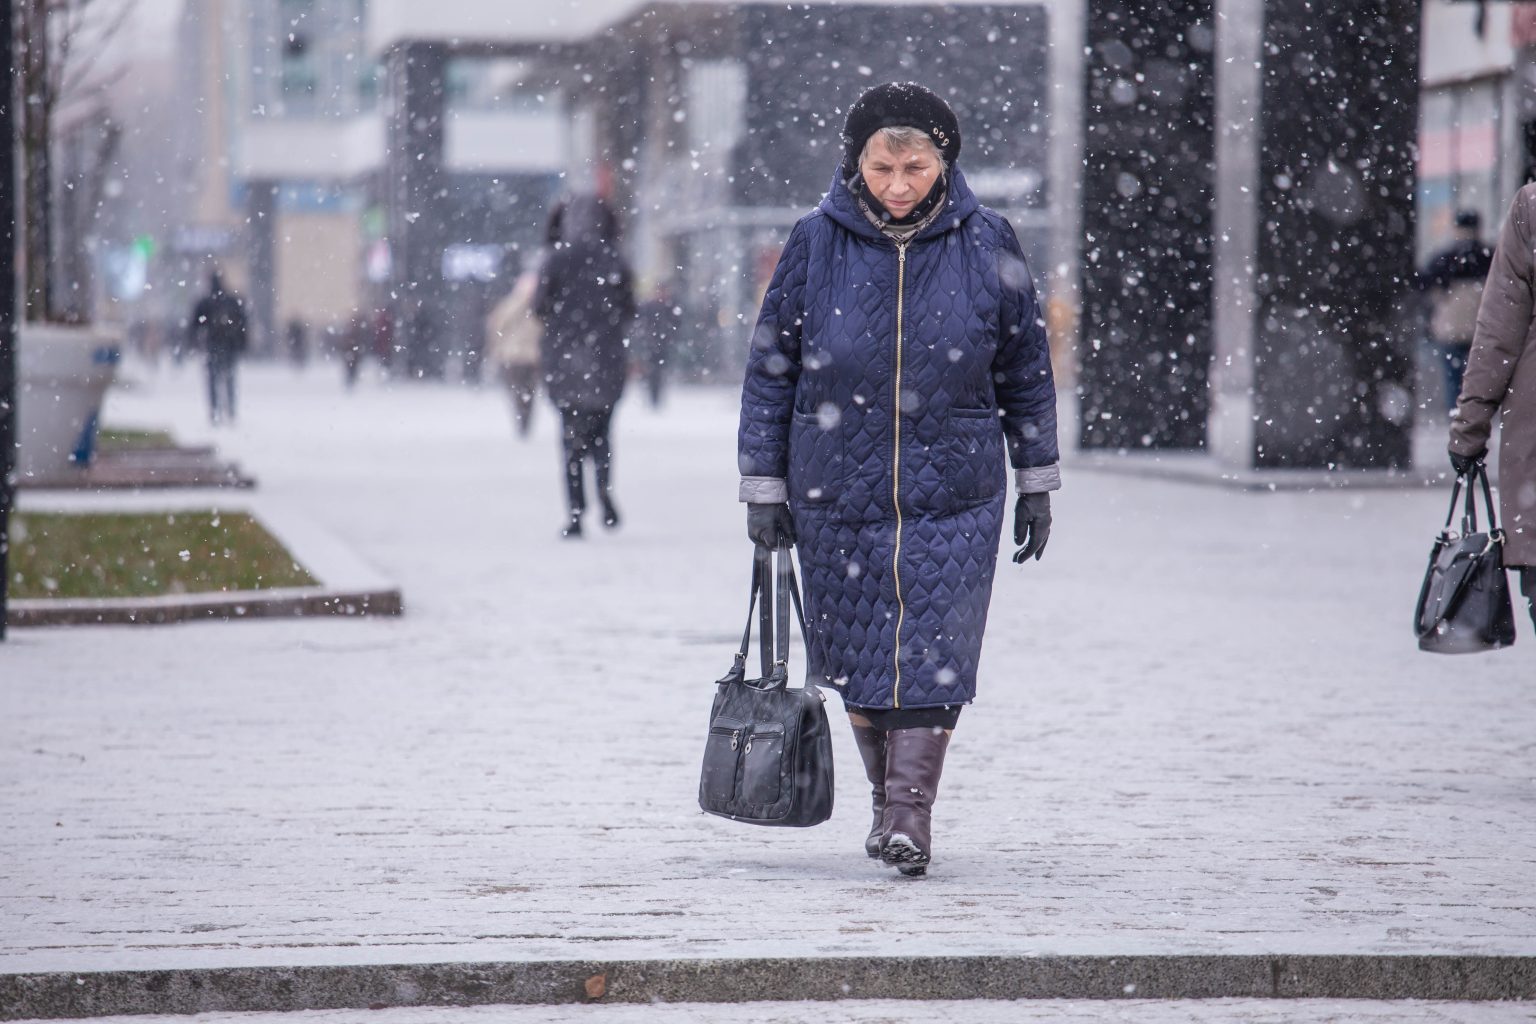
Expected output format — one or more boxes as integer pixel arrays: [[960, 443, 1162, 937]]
[[1012, 493, 1051, 563], [747, 503, 796, 549], [1449, 446, 1485, 477]]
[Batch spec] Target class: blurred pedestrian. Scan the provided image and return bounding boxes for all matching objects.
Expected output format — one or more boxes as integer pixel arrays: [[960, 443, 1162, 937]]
[[1448, 187, 1536, 631], [286, 318, 309, 369], [370, 308, 395, 370], [486, 262, 543, 438], [635, 283, 679, 408], [188, 271, 248, 424], [340, 314, 366, 389], [737, 82, 1059, 876], [535, 196, 636, 539], [1420, 210, 1493, 413]]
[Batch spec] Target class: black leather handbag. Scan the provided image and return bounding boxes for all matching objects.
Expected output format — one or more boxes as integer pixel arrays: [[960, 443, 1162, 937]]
[[1415, 463, 1517, 653], [698, 545, 834, 827]]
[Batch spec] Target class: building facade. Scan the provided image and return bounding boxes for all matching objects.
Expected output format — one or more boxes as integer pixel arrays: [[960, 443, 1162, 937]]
[[160, 0, 1534, 469], [1417, 0, 1532, 253], [372, 0, 1059, 381]]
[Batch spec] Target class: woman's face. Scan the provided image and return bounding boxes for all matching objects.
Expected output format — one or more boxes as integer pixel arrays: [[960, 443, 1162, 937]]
[[858, 134, 942, 219]]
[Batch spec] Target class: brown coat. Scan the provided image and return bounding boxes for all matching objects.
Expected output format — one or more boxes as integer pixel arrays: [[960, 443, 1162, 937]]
[[1450, 184, 1536, 566]]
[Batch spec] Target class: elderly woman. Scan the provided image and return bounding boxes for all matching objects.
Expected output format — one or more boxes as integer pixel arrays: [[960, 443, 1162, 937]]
[[737, 82, 1059, 876]]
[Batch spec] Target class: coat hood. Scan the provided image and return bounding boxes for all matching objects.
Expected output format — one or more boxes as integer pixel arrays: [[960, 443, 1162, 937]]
[[817, 164, 981, 243]]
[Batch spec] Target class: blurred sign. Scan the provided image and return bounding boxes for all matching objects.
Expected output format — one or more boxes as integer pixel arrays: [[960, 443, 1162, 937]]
[[361, 206, 386, 240], [441, 244, 502, 282], [1516, 4, 1536, 45], [103, 245, 149, 300], [172, 224, 236, 254], [965, 167, 1047, 204], [366, 239, 393, 283]]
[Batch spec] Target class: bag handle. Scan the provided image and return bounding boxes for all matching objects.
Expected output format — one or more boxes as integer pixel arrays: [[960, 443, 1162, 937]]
[[1476, 461, 1501, 534], [767, 543, 811, 671], [720, 548, 767, 684], [770, 544, 789, 668], [1445, 462, 1502, 537], [721, 544, 811, 688]]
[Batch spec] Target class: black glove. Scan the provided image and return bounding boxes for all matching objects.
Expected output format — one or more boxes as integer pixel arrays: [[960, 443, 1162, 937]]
[[747, 502, 796, 549], [1449, 447, 1486, 477], [1012, 492, 1051, 564]]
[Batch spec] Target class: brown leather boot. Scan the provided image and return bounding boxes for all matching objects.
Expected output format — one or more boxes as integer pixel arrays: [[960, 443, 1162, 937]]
[[879, 726, 950, 877], [849, 720, 887, 858]]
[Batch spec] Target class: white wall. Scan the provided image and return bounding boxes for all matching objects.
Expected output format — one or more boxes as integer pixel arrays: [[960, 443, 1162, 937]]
[[367, 0, 648, 53], [444, 111, 567, 173], [1421, 0, 1514, 86], [238, 116, 386, 180], [368, 0, 1085, 51]]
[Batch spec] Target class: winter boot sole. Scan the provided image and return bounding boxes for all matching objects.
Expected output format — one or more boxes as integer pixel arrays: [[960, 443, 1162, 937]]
[[881, 832, 929, 876]]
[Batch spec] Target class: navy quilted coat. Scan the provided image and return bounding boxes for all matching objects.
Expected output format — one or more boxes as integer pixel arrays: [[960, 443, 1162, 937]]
[[738, 167, 1058, 711]]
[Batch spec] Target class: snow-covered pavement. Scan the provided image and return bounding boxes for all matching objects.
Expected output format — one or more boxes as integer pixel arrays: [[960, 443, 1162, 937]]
[[4, 360, 1534, 977]]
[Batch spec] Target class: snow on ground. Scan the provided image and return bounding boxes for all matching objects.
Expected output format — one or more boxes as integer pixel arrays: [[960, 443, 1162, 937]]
[[3, 359, 1534, 973]]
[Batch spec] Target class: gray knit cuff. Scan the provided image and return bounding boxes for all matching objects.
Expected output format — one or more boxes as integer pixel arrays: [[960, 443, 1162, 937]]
[[1015, 464, 1061, 494], [739, 476, 788, 503]]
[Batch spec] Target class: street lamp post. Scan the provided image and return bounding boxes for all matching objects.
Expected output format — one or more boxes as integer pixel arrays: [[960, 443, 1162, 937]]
[[1, 0, 17, 640]]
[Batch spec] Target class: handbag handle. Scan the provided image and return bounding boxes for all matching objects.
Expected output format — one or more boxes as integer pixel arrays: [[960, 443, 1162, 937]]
[[1477, 462, 1501, 534], [720, 544, 811, 687], [1443, 462, 1502, 537]]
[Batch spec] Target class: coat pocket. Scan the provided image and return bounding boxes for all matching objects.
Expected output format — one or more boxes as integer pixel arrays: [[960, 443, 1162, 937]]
[[788, 410, 846, 505], [741, 723, 787, 805], [701, 717, 746, 805], [942, 409, 1006, 504]]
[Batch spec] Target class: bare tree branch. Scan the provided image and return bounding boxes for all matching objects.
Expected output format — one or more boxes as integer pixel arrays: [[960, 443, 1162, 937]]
[[58, 0, 137, 100], [15, 0, 139, 321]]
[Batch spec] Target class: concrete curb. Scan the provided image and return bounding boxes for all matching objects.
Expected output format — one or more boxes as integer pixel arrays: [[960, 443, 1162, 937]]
[[8, 495, 403, 627], [2, 956, 1534, 1019], [17, 445, 256, 491], [7, 585, 401, 626], [1069, 452, 1452, 492]]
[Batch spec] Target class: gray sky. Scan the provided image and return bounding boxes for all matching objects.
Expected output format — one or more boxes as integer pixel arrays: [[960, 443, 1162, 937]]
[[120, 0, 182, 59]]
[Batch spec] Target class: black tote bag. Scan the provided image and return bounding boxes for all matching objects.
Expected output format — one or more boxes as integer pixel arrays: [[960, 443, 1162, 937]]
[[698, 545, 834, 827], [1415, 463, 1517, 654]]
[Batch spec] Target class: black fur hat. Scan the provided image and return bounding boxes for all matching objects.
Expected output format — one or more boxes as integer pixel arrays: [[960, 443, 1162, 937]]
[[841, 82, 962, 173]]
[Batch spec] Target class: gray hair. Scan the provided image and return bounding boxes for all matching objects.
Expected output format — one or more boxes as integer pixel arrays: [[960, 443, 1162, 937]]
[[859, 126, 946, 168]]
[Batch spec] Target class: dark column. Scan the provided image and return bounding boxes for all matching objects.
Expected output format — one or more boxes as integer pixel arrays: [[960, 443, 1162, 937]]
[[1247, 0, 1420, 468], [0, 0, 14, 639], [246, 179, 278, 357], [1079, 0, 1216, 451], [385, 43, 449, 380]]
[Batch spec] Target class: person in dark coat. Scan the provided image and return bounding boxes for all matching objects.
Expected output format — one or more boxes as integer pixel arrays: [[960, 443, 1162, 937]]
[[635, 283, 680, 408], [536, 196, 636, 538], [189, 271, 249, 424], [1419, 210, 1494, 412], [339, 313, 367, 390], [1449, 185, 1536, 629], [737, 82, 1059, 876], [286, 318, 309, 369]]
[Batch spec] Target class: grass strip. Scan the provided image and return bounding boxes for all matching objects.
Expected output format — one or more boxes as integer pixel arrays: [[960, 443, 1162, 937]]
[[9, 511, 317, 600], [96, 427, 177, 452]]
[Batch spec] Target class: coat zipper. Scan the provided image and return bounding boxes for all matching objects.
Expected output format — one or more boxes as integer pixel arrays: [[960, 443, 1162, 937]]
[[892, 240, 908, 709]]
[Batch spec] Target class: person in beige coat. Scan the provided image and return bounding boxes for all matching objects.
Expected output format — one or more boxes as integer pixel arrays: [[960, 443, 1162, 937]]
[[486, 266, 543, 438], [1448, 184, 1536, 630]]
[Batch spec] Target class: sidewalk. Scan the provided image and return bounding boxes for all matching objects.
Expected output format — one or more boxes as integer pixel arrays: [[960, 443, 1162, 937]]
[[3, 363, 1534, 1012]]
